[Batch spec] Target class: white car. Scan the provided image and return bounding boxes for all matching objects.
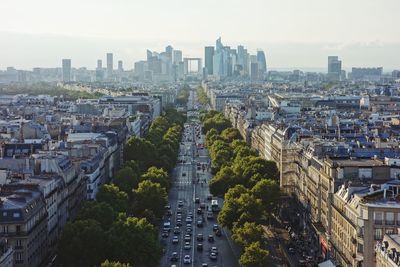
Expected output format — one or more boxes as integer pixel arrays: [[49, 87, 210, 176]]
[[183, 255, 191, 264]]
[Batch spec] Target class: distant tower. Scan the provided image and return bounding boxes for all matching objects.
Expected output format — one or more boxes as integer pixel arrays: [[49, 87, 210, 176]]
[[256, 49, 267, 78], [62, 59, 71, 82], [97, 59, 102, 69], [106, 53, 113, 78], [328, 56, 342, 81], [118, 60, 123, 72], [204, 46, 214, 75]]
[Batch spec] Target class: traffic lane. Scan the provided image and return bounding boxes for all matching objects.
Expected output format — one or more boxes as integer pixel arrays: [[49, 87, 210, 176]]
[[160, 164, 182, 266]]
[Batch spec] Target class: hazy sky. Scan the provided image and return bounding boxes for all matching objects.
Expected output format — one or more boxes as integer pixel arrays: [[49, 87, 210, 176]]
[[1, 0, 399, 71]]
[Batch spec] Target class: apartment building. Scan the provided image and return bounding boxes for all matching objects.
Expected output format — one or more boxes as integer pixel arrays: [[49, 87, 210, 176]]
[[376, 234, 400, 267], [0, 185, 47, 267]]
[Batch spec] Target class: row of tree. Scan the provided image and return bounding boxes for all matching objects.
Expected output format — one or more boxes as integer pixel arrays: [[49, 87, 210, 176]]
[[58, 108, 186, 267], [176, 84, 190, 105], [201, 111, 280, 267], [196, 86, 209, 105]]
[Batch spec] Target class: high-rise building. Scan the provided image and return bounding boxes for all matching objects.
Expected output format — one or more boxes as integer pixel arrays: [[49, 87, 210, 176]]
[[205, 46, 214, 75], [62, 59, 71, 82], [173, 50, 182, 64], [106, 53, 113, 78], [97, 59, 102, 69], [256, 49, 267, 78], [118, 60, 123, 72], [328, 56, 342, 81]]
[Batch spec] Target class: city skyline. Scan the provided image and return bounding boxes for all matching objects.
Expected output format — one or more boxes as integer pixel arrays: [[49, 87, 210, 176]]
[[1, 0, 400, 70]]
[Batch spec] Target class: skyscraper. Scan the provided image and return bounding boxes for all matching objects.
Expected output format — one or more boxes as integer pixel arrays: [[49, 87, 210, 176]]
[[173, 50, 182, 64], [205, 46, 214, 75], [328, 56, 342, 81], [106, 53, 113, 78], [118, 60, 123, 72], [97, 59, 102, 69], [256, 49, 267, 78], [62, 59, 71, 82]]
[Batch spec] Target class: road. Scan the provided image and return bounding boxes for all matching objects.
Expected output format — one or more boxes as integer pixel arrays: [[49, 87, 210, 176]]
[[158, 89, 239, 267]]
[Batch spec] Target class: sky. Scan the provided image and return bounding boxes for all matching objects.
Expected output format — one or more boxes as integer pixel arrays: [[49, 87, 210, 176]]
[[0, 0, 399, 71]]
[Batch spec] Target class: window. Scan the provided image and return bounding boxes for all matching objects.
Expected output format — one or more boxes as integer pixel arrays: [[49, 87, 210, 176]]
[[2, 211, 7, 217], [374, 212, 383, 225], [374, 228, 383, 240], [386, 212, 395, 225], [13, 212, 20, 218]]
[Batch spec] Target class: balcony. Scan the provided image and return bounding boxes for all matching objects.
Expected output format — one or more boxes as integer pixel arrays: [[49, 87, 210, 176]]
[[374, 220, 383, 225], [386, 220, 395, 226]]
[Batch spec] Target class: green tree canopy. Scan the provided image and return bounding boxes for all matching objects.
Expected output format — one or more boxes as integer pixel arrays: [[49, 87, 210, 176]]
[[97, 184, 129, 213], [101, 260, 132, 267], [107, 215, 162, 267], [131, 180, 168, 219], [232, 222, 265, 248], [251, 179, 280, 214], [239, 241, 270, 267], [124, 137, 157, 171], [221, 127, 242, 143], [209, 166, 236, 197], [113, 166, 140, 194], [75, 201, 116, 230], [58, 219, 108, 267], [141, 166, 170, 191]]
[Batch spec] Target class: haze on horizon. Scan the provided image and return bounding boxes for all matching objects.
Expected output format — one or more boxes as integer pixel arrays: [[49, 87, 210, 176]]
[[1, 0, 399, 71]]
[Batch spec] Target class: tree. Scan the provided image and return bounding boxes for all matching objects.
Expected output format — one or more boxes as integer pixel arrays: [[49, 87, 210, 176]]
[[107, 215, 162, 267], [232, 222, 265, 248], [101, 260, 132, 267], [58, 220, 108, 267], [239, 241, 270, 267], [75, 201, 116, 230], [97, 184, 129, 213], [131, 180, 168, 219], [124, 137, 157, 171], [141, 167, 170, 191], [221, 128, 242, 143], [113, 166, 140, 194], [218, 191, 263, 229], [251, 179, 280, 213], [209, 166, 236, 197]]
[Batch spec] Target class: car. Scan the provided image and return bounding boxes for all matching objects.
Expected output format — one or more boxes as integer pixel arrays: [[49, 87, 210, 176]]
[[162, 231, 169, 238], [184, 234, 191, 241], [186, 217, 193, 223], [197, 220, 203, 227], [288, 247, 295, 254], [211, 246, 218, 255], [207, 212, 214, 220], [197, 233, 204, 241], [170, 252, 179, 262], [197, 208, 202, 214], [201, 264, 208, 267], [178, 200, 184, 207], [182, 173, 186, 177], [172, 236, 179, 244], [197, 243, 203, 251], [188, 211, 193, 218], [176, 208, 182, 215], [208, 235, 214, 242], [176, 220, 182, 227], [200, 203, 206, 209], [173, 227, 180, 234], [183, 255, 191, 264], [184, 242, 191, 250], [165, 205, 171, 210], [207, 195, 213, 200], [212, 224, 219, 231], [209, 252, 217, 260], [215, 229, 222, 237], [170, 265, 177, 267], [195, 197, 200, 203], [186, 227, 192, 233]]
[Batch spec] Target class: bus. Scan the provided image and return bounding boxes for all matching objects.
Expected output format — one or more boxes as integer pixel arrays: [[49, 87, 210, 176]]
[[211, 199, 219, 212]]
